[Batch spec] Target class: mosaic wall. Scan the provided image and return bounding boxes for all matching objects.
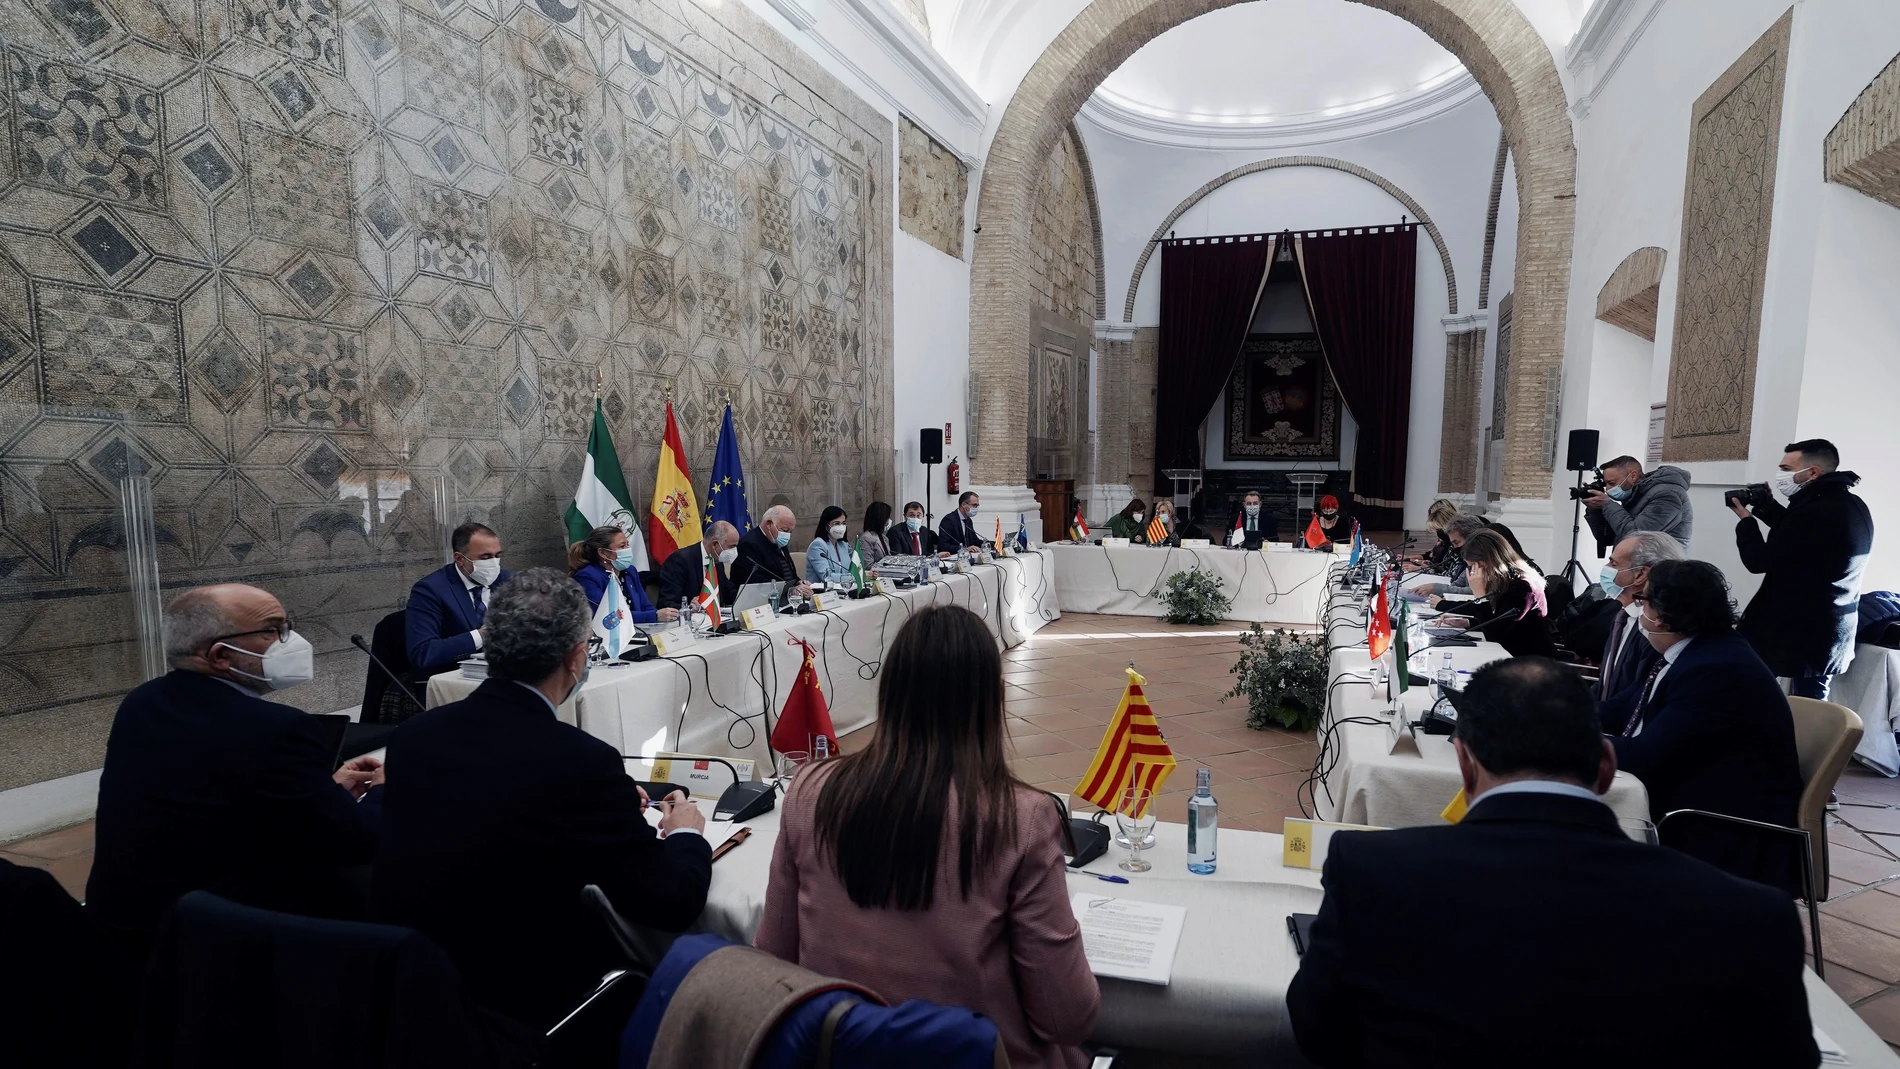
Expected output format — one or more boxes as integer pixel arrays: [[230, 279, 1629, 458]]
[[1664, 11, 1789, 463], [0, 0, 891, 788], [896, 116, 964, 260], [1027, 125, 1095, 333]]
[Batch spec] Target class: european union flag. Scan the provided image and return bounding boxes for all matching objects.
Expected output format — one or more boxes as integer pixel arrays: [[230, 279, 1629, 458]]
[[706, 403, 752, 533]]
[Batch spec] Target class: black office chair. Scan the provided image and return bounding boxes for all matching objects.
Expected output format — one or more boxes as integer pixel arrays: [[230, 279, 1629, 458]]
[[1657, 810, 1821, 976], [1, 859, 135, 1069], [360, 609, 425, 726]]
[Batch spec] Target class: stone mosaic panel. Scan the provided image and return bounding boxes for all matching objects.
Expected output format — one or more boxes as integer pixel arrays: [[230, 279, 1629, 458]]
[[1664, 12, 1790, 463], [0, 0, 891, 790], [897, 116, 965, 260]]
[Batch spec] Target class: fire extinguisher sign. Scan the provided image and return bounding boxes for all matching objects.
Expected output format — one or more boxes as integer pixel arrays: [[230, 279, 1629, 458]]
[[944, 423, 952, 446]]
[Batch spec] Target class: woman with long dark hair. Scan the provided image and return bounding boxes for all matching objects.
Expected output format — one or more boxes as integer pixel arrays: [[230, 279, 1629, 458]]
[[1430, 529, 1555, 656], [1107, 497, 1147, 542], [857, 500, 892, 569], [804, 504, 854, 586], [755, 605, 1098, 1069]]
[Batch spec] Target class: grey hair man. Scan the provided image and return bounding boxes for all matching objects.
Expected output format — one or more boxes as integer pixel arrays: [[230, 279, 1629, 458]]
[[373, 567, 710, 1032], [733, 503, 812, 597], [1596, 531, 1687, 699], [87, 583, 382, 945], [657, 519, 743, 606]]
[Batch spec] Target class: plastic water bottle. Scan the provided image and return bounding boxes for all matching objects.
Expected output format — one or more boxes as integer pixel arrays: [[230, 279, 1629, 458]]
[[678, 596, 693, 630], [1435, 651, 1455, 700], [814, 735, 830, 761], [1187, 767, 1218, 874]]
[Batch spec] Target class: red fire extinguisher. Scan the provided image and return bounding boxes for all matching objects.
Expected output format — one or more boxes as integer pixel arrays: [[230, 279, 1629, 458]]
[[946, 455, 960, 494]]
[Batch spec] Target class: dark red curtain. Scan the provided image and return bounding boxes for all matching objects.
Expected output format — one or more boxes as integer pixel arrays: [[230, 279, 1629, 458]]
[[1295, 228, 1416, 531], [1155, 235, 1274, 492]]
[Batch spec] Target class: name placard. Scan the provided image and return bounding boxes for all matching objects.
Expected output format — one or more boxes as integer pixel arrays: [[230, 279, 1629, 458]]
[[650, 626, 697, 656], [1102, 537, 1131, 548], [1181, 538, 1210, 549], [648, 752, 757, 800], [741, 605, 777, 630], [873, 577, 895, 596], [1282, 817, 1385, 869]]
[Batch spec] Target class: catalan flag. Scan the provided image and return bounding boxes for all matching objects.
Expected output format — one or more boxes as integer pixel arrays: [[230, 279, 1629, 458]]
[[1145, 514, 1167, 544], [1074, 667, 1177, 818]]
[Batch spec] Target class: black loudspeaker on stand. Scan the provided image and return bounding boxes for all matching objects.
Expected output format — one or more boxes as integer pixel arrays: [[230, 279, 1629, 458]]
[[919, 428, 943, 524], [1561, 428, 1599, 588]]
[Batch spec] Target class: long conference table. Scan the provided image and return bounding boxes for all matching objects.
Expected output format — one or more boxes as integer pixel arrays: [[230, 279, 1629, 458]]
[[426, 550, 1059, 769], [1047, 542, 1333, 625]]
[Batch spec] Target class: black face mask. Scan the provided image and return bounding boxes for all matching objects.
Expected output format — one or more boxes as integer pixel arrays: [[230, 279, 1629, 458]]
[[1321, 511, 1338, 520]]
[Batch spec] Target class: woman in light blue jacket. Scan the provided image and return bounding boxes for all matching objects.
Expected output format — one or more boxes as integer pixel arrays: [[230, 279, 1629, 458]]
[[805, 504, 856, 586]]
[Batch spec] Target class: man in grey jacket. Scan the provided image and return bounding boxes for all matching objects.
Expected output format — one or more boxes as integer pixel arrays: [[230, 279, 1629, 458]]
[[1583, 456, 1694, 551]]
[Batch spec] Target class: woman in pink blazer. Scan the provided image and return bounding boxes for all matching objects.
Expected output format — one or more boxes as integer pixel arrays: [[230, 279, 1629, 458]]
[[755, 604, 1099, 1069]]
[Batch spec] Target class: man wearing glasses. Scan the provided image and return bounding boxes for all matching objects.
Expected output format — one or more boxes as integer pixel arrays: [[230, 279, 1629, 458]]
[[86, 583, 383, 958]]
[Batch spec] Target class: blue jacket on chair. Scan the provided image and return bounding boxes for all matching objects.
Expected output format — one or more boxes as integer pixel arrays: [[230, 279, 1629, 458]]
[[405, 564, 510, 678], [573, 562, 659, 624]]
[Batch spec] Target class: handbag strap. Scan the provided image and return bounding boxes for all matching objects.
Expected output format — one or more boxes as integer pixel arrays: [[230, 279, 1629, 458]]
[[813, 997, 859, 1069]]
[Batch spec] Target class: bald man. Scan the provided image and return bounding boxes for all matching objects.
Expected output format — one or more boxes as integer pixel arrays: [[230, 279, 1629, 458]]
[[657, 520, 742, 607], [731, 504, 812, 600], [87, 583, 383, 954]]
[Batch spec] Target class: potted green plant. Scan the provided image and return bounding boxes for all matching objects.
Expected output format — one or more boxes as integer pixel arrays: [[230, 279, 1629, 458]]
[[1158, 567, 1231, 625], [1223, 624, 1327, 732]]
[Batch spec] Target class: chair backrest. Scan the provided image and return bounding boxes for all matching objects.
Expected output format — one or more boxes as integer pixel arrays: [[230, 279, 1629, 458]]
[[360, 609, 409, 724], [1789, 696, 1863, 851]]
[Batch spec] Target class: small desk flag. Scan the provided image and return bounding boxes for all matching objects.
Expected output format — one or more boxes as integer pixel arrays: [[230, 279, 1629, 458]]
[[1074, 668, 1177, 818]]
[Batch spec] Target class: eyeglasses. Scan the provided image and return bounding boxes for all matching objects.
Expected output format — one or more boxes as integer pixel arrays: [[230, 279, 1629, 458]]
[[211, 619, 293, 645]]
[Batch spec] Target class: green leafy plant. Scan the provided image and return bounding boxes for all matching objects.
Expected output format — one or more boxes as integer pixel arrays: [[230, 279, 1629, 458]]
[[1158, 567, 1231, 625], [1223, 624, 1327, 732]]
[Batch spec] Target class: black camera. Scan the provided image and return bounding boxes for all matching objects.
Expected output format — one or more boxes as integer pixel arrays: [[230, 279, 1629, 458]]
[[1726, 483, 1773, 511], [1568, 471, 1606, 501]]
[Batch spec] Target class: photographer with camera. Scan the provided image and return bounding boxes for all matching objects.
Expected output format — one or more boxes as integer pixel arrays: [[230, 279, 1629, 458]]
[[1729, 439, 1874, 700], [1579, 455, 1694, 552]]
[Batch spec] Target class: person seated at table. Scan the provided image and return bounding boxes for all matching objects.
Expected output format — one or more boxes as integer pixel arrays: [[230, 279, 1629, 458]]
[[1594, 530, 1685, 700], [1403, 498, 1460, 573], [938, 491, 990, 555], [1227, 490, 1277, 549], [87, 583, 383, 957], [1287, 655, 1817, 1067], [406, 521, 510, 678], [1600, 559, 1804, 893], [656, 520, 739, 608], [1314, 495, 1353, 543], [1429, 529, 1556, 657], [374, 568, 710, 1036], [755, 604, 1098, 1069], [1144, 498, 1181, 547], [570, 526, 677, 625], [1414, 513, 1534, 596], [806, 505, 857, 586], [731, 504, 815, 598], [886, 500, 941, 557], [1107, 497, 1147, 542], [858, 501, 893, 569]]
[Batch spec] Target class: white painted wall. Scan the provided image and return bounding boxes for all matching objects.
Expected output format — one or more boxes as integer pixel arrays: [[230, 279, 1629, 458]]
[[892, 231, 972, 516], [1558, 0, 1900, 604]]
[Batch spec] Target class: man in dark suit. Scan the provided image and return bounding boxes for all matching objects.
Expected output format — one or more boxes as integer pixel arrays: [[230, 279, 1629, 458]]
[[87, 584, 382, 953], [1601, 559, 1804, 892], [937, 491, 988, 554], [657, 520, 739, 606], [405, 521, 509, 678], [886, 500, 940, 557], [1288, 656, 1816, 1068], [374, 568, 711, 1032], [1226, 490, 1277, 549], [1594, 530, 1684, 699], [1733, 438, 1875, 700], [730, 504, 812, 599]]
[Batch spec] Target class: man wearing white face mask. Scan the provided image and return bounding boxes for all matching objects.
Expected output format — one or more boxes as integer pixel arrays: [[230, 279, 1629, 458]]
[[1731, 438, 1875, 701], [657, 520, 739, 607], [887, 500, 939, 557], [406, 521, 511, 678], [89, 583, 383, 953], [1594, 531, 1685, 700]]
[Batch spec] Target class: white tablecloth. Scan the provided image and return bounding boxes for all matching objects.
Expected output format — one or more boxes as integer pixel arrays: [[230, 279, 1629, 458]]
[[425, 552, 1059, 767], [1046, 544, 1334, 626], [1836, 643, 1900, 776]]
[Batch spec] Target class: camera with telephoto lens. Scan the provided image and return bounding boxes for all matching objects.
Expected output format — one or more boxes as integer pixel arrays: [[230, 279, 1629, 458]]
[[1568, 470, 1607, 501], [1726, 483, 1773, 510]]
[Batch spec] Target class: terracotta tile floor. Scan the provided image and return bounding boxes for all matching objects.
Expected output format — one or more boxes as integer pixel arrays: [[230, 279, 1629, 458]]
[[12, 610, 1900, 1054]]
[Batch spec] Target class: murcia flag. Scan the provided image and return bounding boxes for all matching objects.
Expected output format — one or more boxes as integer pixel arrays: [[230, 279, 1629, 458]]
[[1074, 667, 1177, 818], [648, 400, 699, 566], [771, 637, 839, 756], [1304, 513, 1328, 549], [565, 398, 648, 570]]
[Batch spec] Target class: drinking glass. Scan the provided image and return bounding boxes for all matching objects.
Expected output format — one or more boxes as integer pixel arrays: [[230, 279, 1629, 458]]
[[1618, 817, 1659, 845], [775, 750, 809, 782], [1115, 788, 1157, 873]]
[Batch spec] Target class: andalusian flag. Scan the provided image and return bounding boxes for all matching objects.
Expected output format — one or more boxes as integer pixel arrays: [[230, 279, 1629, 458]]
[[647, 400, 699, 566], [848, 544, 866, 589], [565, 398, 648, 570], [1074, 667, 1176, 818], [697, 555, 722, 627]]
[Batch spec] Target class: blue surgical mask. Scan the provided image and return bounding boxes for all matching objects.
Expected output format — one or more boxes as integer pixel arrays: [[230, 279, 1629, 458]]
[[613, 547, 636, 570], [1606, 484, 1632, 502], [906, 517, 922, 531], [774, 529, 792, 548], [1598, 566, 1625, 598]]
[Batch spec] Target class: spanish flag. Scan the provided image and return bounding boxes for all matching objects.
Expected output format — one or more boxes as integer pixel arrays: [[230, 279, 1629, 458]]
[[647, 400, 699, 565], [1074, 668, 1177, 818]]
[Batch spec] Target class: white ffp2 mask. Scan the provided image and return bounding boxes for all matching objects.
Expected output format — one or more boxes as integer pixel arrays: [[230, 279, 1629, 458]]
[[219, 631, 315, 692]]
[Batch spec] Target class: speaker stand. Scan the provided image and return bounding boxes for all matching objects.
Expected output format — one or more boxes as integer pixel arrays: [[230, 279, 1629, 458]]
[[922, 461, 934, 526], [1560, 469, 1588, 592]]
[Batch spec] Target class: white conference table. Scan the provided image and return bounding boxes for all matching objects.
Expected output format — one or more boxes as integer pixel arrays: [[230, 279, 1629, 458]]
[[689, 798, 1891, 1065], [1046, 543, 1334, 626], [425, 551, 1059, 768]]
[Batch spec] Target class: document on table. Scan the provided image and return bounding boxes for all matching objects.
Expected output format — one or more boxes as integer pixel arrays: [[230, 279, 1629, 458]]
[[1069, 893, 1187, 985]]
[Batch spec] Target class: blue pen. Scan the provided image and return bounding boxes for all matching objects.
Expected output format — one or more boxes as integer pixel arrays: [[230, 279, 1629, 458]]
[[1068, 867, 1129, 884]]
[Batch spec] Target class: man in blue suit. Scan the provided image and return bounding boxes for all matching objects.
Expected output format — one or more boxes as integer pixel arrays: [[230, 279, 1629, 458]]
[[937, 491, 988, 555], [406, 521, 509, 678], [1600, 559, 1804, 893]]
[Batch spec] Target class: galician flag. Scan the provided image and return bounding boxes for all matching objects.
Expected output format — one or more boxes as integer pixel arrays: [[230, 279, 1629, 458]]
[[565, 398, 648, 571], [848, 544, 866, 589], [591, 570, 630, 658], [1074, 667, 1177, 818], [697, 555, 722, 627], [648, 400, 699, 566]]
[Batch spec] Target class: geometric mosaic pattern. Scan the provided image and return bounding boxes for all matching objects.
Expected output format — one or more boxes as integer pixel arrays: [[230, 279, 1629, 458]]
[[0, 0, 891, 789]]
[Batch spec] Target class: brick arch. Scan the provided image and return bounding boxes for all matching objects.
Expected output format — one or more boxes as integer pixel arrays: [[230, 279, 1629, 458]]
[[968, 0, 1575, 503], [1118, 155, 1460, 324]]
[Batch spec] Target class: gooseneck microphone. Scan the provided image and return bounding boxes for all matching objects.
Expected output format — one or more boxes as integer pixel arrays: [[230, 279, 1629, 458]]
[[351, 634, 426, 712]]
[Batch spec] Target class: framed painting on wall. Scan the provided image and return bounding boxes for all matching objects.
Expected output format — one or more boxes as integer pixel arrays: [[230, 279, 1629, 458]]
[[1224, 335, 1340, 460]]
